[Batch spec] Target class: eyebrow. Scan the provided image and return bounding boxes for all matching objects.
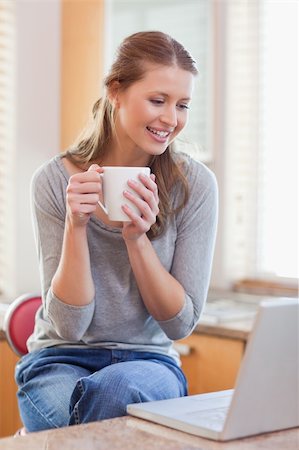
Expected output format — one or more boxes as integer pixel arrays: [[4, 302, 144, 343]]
[[148, 91, 191, 102]]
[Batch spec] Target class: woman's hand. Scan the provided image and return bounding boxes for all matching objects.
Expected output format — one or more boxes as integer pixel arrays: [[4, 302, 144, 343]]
[[66, 164, 104, 227], [122, 173, 159, 241]]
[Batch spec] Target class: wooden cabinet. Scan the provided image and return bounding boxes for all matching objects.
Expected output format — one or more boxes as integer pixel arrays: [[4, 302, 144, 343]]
[[177, 333, 245, 395], [0, 339, 22, 437]]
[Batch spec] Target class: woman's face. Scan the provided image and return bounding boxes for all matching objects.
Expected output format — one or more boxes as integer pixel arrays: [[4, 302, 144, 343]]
[[113, 64, 194, 162]]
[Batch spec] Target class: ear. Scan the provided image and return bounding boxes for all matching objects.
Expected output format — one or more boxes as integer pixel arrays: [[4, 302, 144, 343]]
[[107, 81, 121, 108]]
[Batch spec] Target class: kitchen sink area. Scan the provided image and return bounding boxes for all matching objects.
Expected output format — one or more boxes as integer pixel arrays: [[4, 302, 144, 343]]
[[200, 290, 264, 326]]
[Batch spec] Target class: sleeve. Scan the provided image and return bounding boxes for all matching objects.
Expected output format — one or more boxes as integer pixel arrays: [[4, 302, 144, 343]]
[[157, 160, 218, 340], [30, 164, 95, 341]]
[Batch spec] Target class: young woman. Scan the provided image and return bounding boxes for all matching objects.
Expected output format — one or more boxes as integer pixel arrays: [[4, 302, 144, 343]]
[[16, 31, 218, 432]]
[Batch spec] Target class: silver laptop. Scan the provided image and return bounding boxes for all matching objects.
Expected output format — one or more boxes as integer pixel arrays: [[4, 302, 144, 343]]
[[127, 298, 299, 441]]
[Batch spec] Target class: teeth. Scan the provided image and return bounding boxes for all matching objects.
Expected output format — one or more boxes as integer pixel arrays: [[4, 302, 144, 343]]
[[147, 127, 169, 138]]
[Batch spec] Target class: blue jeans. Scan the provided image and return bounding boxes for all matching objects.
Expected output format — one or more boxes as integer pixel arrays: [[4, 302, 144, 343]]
[[15, 347, 188, 432]]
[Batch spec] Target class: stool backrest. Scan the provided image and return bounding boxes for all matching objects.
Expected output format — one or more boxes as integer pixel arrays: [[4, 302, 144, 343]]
[[4, 294, 42, 356]]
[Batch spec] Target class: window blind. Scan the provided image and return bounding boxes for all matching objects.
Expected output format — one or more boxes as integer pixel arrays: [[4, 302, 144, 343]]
[[256, 0, 298, 280], [223, 0, 298, 284], [222, 0, 260, 282], [0, 2, 15, 297], [105, 0, 213, 162]]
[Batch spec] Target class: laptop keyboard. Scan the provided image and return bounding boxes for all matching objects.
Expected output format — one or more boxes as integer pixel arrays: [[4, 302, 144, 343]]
[[184, 406, 229, 431]]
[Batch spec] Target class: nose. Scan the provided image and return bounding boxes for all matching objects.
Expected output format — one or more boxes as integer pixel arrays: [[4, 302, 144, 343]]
[[160, 106, 177, 128]]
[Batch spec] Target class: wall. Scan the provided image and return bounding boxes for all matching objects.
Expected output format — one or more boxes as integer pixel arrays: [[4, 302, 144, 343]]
[[11, 0, 61, 297], [61, 0, 105, 149]]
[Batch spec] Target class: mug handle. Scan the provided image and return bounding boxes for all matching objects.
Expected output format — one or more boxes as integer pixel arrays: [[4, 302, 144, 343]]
[[97, 174, 109, 215]]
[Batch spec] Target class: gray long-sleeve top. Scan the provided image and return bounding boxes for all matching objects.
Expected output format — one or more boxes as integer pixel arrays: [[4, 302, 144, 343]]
[[27, 153, 218, 363]]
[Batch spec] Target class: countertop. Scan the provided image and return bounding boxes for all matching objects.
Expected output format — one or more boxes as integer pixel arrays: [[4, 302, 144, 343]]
[[0, 416, 298, 450]]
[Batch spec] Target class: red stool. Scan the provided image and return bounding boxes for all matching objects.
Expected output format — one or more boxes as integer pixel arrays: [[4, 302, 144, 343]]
[[4, 293, 42, 356], [4, 293, 42, 436]]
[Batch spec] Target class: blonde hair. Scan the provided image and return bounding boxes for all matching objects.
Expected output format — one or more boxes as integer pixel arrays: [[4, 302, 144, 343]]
[[63, 31, 198, 238]]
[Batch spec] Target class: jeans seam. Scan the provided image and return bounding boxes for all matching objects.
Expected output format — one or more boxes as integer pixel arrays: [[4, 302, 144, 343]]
[[20, 389, 59, 429], [73, 404, 80, 425], [72, 379, 84, 425]]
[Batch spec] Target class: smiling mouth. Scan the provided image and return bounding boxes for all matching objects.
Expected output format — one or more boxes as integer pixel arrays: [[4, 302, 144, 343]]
[[146, 126, 171, 138]]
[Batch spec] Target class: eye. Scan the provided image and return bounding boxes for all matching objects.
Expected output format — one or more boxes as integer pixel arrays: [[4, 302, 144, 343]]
[[177, 103, 190, 110], [150, 99, 164, 105]]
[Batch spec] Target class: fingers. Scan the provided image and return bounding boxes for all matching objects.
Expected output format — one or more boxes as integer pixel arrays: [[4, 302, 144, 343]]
[[122, 173, 159, 234], [71, 167, 103, 184], [66, 165, 104, 223], [123, 189, 157, 221], [67, 181, 102, 195], [127, 174, 159, 212], [88, 163, 103, 173], [141, 173, 159, 204], [69, 193, 101, 207], [122, 203, 154, 237], [67, 176, 102, 202]]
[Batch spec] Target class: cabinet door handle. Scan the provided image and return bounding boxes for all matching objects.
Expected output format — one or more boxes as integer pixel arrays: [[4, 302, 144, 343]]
[[173, 343, 192, 356]]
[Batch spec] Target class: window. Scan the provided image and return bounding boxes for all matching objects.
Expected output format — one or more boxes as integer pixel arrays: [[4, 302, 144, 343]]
[[257, 0, 298, 280], [222, 0, 298, 289]]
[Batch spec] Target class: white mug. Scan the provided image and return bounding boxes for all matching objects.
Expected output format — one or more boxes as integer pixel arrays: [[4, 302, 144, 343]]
[[98, 166, 151, 221]]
